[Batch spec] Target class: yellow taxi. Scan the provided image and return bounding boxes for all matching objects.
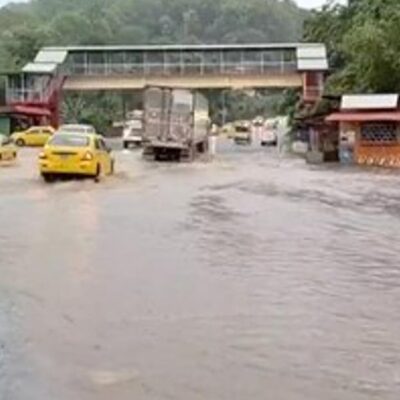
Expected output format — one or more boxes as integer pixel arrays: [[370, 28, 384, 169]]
[[39, 133, 114, 182], [12, 126, 55, 147], [0, 134, 17, 163]]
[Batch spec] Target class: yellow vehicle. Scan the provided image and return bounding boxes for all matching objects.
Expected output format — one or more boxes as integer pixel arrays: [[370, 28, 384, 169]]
[[39, 133, 114, 182], [220, 123, 235, 138], [0, 135, 17, 163], [231, 121, 252, 145], [12, 126, 55, 147]]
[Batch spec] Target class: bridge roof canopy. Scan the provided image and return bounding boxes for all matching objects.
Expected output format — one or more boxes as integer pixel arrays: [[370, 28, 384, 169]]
[[22, 62, 59, 74], [9, 42, 328, 86], [41, 42, 325, 52], [34, 42, 328, 73]]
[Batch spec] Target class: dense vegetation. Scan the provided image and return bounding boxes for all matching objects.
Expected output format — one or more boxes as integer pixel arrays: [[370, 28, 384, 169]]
[[0, 0, 307, 127], [0, 0, 306, 70], [3, 0, 399, 127], [304, 0, 400, 95]]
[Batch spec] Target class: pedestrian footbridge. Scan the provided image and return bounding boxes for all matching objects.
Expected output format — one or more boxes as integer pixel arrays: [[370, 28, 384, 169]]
[[4, 43, 328, 125]]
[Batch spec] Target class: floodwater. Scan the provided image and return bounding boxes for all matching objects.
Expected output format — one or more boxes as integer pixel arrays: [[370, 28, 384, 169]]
[[1, 139, 400, 400]]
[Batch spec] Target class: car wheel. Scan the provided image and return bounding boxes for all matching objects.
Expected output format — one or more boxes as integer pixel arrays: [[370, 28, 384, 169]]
[[94, 164, 101, 182], [42, 173, 55, 183], [16, 139, 25, 147]]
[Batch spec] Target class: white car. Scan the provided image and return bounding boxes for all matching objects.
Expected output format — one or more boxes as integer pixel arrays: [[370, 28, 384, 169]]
[[261, 128, 277, 146], [123, 120, 144, 149], [261, 120, 278, 146], [57, 124, 97, 135]]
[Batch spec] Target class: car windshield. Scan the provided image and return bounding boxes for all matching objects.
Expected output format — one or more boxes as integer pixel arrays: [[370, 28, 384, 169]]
[[49, 135, 90, 147], [236, 126, 250, 133]]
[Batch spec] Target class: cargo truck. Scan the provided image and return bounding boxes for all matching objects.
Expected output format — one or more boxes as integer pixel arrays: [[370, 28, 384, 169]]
[[143, 87, 210, 161]]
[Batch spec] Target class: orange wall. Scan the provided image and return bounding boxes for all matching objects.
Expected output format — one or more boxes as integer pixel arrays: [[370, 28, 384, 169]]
[[340, 121, 400, 167], [355, 144, 400, 167]]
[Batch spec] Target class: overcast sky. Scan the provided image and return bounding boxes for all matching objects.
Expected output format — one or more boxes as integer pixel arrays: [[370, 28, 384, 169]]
[[0, 0, 347, 9], [296, 0, 346, 8], [0, 0, 348, 8]]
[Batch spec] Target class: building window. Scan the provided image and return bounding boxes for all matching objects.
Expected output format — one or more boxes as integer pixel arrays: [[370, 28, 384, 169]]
[[360, 123, 398, 143]]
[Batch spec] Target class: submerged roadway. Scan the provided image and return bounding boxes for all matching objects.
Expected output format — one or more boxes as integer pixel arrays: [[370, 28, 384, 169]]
[[1, 138, 400, 400]]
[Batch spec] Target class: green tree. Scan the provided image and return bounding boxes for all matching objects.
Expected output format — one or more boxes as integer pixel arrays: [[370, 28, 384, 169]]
[[304, 0, 400, 94], [0, 0, 310, 119]]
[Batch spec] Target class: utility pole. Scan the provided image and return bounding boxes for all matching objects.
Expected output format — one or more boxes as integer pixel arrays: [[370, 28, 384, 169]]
[[222, 90, 227, 126]]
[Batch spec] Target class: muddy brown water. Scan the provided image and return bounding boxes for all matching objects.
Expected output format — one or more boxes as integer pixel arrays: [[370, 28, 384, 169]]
[[1, 140, 400, 400]]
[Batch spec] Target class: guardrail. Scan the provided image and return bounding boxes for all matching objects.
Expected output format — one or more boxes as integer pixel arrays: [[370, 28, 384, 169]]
[[66, 61, 298, 76], [6, 60, 312, 103]]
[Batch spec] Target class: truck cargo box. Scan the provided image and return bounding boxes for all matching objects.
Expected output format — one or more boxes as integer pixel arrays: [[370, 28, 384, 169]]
[[143, 87, 210, 161]]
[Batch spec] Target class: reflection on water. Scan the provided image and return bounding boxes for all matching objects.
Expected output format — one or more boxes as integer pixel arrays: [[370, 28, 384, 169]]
[[1, 143, 400, 400]]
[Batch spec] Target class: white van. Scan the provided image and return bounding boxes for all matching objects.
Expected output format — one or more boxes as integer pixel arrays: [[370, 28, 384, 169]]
[[261, 120, 278, 146], [123, 119, 144, 149]]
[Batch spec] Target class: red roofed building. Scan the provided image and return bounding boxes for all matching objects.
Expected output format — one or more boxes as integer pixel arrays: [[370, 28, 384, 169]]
[[325, 94, 400, 167]]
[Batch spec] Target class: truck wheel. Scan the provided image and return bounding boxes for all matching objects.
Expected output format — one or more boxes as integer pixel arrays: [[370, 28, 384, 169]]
[[197, 140, 207, 154], [188, 145, 196, 161], [204, 139, 209, 153]]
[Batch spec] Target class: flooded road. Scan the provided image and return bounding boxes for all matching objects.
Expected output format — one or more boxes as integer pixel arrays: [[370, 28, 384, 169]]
[[1, 139, 400, 400]]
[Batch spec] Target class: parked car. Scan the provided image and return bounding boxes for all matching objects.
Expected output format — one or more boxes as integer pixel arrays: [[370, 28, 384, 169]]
[[11, 126, 55, 147], [39, 133, 114, 182], [0, 134, 17, 162]]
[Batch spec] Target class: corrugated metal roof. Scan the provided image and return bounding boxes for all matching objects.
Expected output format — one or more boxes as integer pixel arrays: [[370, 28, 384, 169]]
[[297, 45, 327, 59], [34, 49, 68, 64], [22, 63, 58, 73], [18, 43, 329, 74], [297, 58, 328, 71], [296, 44, 328, 71], [341, 94, 399, 110]]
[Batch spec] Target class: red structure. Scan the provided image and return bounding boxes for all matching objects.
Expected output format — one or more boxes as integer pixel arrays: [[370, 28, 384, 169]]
[[6, 73, 65, 128], [302, 71, 325, 103]]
